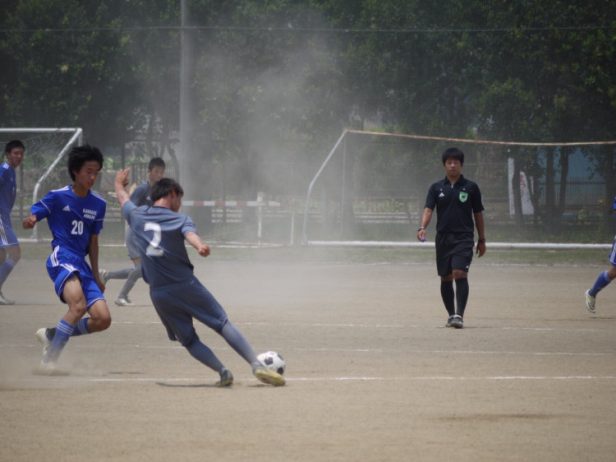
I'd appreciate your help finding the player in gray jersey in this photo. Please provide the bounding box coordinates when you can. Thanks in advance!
[114,168,284,387]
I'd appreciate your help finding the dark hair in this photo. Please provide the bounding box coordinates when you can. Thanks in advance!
[67,145,103,181]
[148,157,166,171]
[5,139,25,154]
[441,147,464,165]
[150,178,184,202]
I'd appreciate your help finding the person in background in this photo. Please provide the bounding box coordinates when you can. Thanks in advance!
[101,157,165,306]
[584,196,616,314]
[0,140,26,304]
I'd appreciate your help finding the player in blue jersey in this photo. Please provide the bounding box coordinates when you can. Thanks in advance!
[114,168,285,387]
[0,140,26,304]
[584,195,616,314]
[101,157,166,306]
[23,145,111,374]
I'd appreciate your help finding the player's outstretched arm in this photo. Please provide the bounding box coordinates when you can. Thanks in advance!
[114,168,131,207]
[185,231,210,257]
[22,214,37,229]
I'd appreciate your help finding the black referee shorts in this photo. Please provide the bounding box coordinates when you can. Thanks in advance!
[435,232,474,277]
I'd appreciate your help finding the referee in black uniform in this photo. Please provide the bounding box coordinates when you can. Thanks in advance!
[417,147,486,329]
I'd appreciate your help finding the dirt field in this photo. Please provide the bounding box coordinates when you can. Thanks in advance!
[1,245,615,462]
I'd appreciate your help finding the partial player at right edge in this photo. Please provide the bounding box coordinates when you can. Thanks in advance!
[114,168,285,387]
[584,195,616,314]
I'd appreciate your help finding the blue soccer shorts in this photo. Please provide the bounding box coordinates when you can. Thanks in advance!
[609,235,616,266]
[0,214,18,247]
[149,276,229,347]
[46,246,105,307]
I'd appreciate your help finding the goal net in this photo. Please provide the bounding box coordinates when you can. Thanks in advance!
[301,129,616,249]
[0,128,83,240]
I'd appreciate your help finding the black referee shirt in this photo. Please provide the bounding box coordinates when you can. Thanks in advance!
[424,175,484,234]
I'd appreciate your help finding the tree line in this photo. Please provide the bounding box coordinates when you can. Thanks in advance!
[1,0,615,224]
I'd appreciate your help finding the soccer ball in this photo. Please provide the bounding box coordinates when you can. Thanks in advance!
[257,351,286,375]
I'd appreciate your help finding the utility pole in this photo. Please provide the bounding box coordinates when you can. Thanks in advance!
[179,0,196,198]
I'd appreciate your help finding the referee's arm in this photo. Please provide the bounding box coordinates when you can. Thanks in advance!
[417,207,433,242]
[474,212,486,257]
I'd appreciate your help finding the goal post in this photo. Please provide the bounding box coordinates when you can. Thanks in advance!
[301,129,616,249]
[0,128,83,240]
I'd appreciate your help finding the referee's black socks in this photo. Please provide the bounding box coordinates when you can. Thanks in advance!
[455,278,469,317]
[440,281,455,316]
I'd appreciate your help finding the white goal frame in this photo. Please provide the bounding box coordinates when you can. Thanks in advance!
[301,128,616,249]
[0,127,83,240]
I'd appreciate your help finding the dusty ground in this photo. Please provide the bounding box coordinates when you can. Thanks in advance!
[1,245,615,462]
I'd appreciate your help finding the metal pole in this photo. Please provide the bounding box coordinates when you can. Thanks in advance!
[301,129,347,244]
[30,128,83,240]
[179,0,194,195]
[340,135,347,237]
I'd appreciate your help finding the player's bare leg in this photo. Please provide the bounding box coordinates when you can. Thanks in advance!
[35,277,111,374]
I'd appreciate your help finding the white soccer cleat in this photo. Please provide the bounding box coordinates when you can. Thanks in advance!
[0,291,15,305]
[33,361,68,376]
[114,297,134,306]
[585,290,596,314]
[99,269,109,283]
[35,328,51,355]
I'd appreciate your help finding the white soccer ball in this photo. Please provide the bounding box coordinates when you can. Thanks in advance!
[257,351,286,375]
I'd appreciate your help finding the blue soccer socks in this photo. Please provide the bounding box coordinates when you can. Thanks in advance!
[0,257,15,288]
[72,318,90,336]
[589,271,611,297]
[44,319,75,363]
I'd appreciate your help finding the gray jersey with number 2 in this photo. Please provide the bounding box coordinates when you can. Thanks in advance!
[122,201,197,287]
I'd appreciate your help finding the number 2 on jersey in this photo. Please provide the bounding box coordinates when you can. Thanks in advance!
[145,222,164,257]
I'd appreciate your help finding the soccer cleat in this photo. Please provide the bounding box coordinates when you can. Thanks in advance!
[33,361,69,376]
[114,297,134,306]
[253,366,286,386]
[35,328,51,355]
[99,269,109,283]
[216,369,234,387]
[446,315,455,327]
[450,314,464,329]
[0,291,15,305]
[585,290,596,314]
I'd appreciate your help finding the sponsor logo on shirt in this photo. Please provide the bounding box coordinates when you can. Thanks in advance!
[82,208,98,219]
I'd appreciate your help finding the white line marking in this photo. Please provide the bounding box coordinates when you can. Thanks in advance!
[2,344,614,357]
[287,375,616,382]
[4,375,616,386]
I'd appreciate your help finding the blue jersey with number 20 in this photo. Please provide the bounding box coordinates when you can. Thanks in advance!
[122,201,197,287]
[31,186,106,257]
